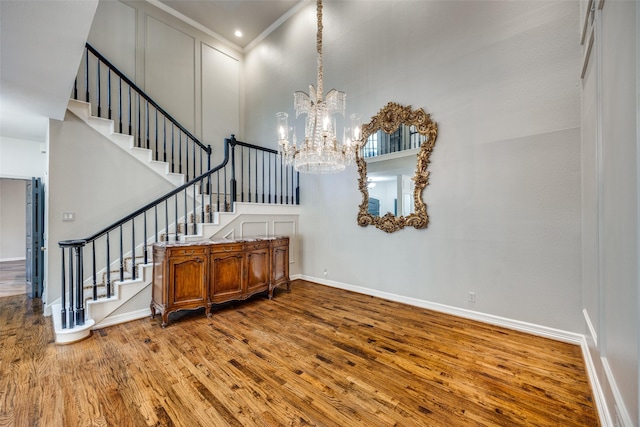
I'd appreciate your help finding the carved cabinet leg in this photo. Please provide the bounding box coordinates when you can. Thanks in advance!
[161,312,169,328]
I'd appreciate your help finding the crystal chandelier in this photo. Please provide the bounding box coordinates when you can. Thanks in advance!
[277,0,362,174]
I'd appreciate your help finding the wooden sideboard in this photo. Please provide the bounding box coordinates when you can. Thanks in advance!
[151,236,290,327]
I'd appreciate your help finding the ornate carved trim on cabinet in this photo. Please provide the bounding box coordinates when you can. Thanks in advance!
[151,237,290,327]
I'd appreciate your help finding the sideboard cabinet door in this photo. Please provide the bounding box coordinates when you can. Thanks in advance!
[151,245,207,327]
[269,237,290,298]
[246,240,270,296]
[209,243,244,303]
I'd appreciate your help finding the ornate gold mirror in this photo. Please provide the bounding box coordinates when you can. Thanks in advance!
[357,102,438,233]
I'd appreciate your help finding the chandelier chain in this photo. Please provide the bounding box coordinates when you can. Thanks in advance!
[316,0,323,102]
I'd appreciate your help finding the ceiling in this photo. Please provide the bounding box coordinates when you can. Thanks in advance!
[158,0,305,50]
[0,0,305,146]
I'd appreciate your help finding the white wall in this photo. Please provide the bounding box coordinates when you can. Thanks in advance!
[581,1,639,425]
[0,136,46,263]
[0,136,46,179]
[46,111,176,305]
[0,179,27,261]
[245,1,582,333]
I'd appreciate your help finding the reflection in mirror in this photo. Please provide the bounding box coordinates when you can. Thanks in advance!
[357,102,438,233]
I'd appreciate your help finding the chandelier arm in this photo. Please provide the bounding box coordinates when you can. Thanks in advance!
[316,0,323,102]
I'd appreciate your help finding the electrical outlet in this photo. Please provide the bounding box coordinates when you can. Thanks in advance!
[62,212,75,221]
[468,292,476,303]
[323,269,328,277]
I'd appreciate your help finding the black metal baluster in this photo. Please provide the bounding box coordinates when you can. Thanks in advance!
[230,142,236,207]
[92,241,97,301]
[84,48,89,102]
[178,133,183,174]
[280,155,284,204]
[137,95,141,147]
[68,248,74,328]
[296,171,300,204]
[255,149,259,203]
[106,232,111,299]
[128,86,132,135]
[145,101,150,149]
[131,218,136,280]
[107,69,112,120]
[171,125,175,173]
[61,248,66,329]
[269,153,273,203]
[164,200,169,242]
[174,194,178,241]
[192,181,196,234]
[200,177,205,224]
[97,59,101,117]
[224,166,228,212]
[73,77,78,100]
[284,165,289,205]
[217,170,221,212]
[186,139,190,182]
[118,77,122,132]
[262,152,266,203]
[163,116,167,163]
[119,225,124,283]
[247,149,252,202]
[154,206,158,243]
[75,244,85,326]
[143,211,148,265]
[192,139,196,181]
[240,147,245,202]
[154,109,158,161]
[183,189,188,237]
[208,180,213,222]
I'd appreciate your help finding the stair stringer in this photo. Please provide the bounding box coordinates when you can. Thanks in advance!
[66,99,185,187]
[86,263,154,329]
[183,202,303,242]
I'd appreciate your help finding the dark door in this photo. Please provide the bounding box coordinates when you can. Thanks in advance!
[26,177,44,298]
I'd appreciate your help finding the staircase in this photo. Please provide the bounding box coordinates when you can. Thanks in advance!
[52,103,300,342]
[52,44,300,344]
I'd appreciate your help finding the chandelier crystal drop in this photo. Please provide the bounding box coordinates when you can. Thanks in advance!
[277,0,362,174]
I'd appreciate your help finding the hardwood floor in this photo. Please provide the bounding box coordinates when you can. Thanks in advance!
[0,260,26,298]
[0,280,599,426]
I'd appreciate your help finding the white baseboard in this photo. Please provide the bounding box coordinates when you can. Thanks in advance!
[602,357,634,427]
[0,257,26,262]
[299,275,583,343]
[92,307,151,330]
[297,275,619,427]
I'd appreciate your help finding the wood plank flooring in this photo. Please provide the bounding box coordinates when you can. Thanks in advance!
[0,280,599,426]
[0,260,26,298]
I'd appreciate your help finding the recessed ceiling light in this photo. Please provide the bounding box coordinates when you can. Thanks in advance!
[234,30,243,38]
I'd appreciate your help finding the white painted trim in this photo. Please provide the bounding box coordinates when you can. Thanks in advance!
[0,257,26,262]
[92,308,151,330]
[583,308,598,346]
[244,0,310,53]
[145,0,242,53]
[51,303,94,344]
[579,335,613,426]
[602,357,634,426]
[581,26,595,79]
[300,275,583,343]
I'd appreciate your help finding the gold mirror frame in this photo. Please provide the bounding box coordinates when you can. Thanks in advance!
[357,102,438,233]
